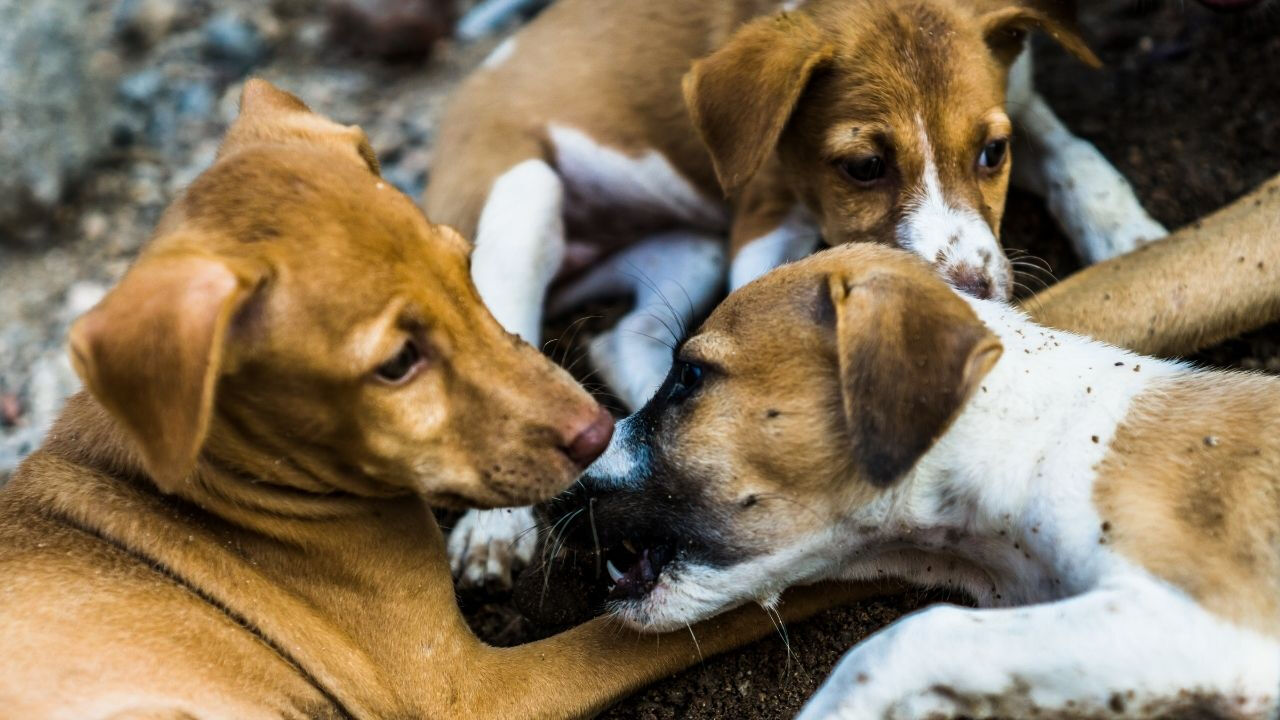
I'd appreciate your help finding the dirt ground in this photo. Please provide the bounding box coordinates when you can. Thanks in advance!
[0,0,1277,718]
[460,3,1280,719]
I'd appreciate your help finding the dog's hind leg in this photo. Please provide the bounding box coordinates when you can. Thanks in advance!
[550,231,725,411]
[1007,48,1167,265]
[449,158,566,590]
[798,581,1280,719]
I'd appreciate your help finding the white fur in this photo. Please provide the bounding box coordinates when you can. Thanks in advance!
[471,158,565,343]
[1007,49,1167,264]
[897,117,1011,299]
[548,124,727,234]
[480,36,516,69]
[447,506,540,589]
[578,232,725,410]
[728,206,821,291]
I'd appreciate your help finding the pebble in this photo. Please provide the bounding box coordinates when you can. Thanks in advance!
[203,11,267,74]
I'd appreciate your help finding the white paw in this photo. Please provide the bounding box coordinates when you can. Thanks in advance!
[1045,139,1167,264]
[447,507,540,590]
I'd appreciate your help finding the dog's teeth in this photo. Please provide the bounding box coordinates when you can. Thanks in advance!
[622,539,637,553]
[606,559,624,582]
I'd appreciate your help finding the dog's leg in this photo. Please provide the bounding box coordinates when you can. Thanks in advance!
[550,232,725,411]
[799,582,1280,719]
[1023,172,1280,358]
[1007,48,1167,264]
[460,580,888,719]
[451,158,565,589]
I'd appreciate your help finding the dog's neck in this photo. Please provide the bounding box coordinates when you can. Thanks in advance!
[842,299,1186,606]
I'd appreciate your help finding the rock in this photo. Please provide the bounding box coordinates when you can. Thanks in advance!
[113,0,182,50]
[0,1,117,229]
[326,0,456,61]
[203,11,268,75]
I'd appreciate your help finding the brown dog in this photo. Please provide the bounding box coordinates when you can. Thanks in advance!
[0,80,866,719]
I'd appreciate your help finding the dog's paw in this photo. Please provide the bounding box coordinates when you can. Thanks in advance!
[447,507,539,590]
[1044,139,1167,264]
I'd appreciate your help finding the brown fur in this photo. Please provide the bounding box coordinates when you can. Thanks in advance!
[1094,372,1280,637]
[425,0,1094,275]
[0,80,870,718]
[1025,172,1280,358]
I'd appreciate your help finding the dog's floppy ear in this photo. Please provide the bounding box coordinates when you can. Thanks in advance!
[221,78,381,176]
[69,250,266,493]
[979,1,1100,69]
[827,271,1002,487]
[683,12,833,197]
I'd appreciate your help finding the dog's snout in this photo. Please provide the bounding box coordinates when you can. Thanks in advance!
[947,266,995,300]
[562,407,615,469]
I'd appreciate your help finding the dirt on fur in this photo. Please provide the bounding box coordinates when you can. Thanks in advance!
[456,2,1280,718]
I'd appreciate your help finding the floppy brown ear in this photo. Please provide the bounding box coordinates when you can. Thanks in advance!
[69,251,265,493]
[221,78,382,176]
[828,272,1002,487]
[683,13,833,197]
[979,1,1101,69]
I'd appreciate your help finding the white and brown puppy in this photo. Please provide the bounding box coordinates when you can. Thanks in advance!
[549,243,1279,718]
[429,0,1166,586]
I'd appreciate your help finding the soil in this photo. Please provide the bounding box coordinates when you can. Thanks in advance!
[0,0,1277,718]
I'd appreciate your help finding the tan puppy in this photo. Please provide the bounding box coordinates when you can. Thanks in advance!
[429,0,1169,585]
[549,239,1280,717]
[0,80,865,719]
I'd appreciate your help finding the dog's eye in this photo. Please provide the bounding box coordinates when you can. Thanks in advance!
[978,139,1009,171]
[667,361,704,404]
[375,340,424,384]
[838,156,886,184]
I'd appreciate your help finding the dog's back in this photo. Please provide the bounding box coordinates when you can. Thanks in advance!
[1094,370,1280,637]
[425,0,779,238]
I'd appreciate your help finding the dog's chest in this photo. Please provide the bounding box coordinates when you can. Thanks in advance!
[549,124,727,242]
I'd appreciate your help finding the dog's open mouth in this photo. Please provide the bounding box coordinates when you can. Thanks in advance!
[604,539,674,600]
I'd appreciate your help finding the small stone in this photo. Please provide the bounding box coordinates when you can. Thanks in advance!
[1204,436,1220,447]
[204,11,267,75]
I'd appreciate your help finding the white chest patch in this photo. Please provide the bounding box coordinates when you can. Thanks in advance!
[480,36,516,69]
[548,124,727,237]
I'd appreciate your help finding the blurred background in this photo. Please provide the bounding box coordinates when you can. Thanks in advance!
[0,2,1277,715]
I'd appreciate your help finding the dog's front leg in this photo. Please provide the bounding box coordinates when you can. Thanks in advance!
[461,580,887,719]
[799,583,1280,720]
[1007,48,1166,265]
[451,158,566,589]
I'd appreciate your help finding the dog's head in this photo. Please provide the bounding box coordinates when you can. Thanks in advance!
[684,0,1099,300]
[547,244,1001,630]
[69,79,611,510]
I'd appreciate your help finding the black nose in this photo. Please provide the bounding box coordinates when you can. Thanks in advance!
[947,266,994,299]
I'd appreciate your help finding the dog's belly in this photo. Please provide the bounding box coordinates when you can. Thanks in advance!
[548,124,727,247]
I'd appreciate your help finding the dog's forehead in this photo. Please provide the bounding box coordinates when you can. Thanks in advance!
[809,0,1003,120]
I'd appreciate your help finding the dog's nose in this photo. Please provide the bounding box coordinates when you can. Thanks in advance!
[562,407,614,469]
[947,266,994,300]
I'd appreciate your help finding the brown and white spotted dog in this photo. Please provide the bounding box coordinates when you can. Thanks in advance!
[550,243,1280,718]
